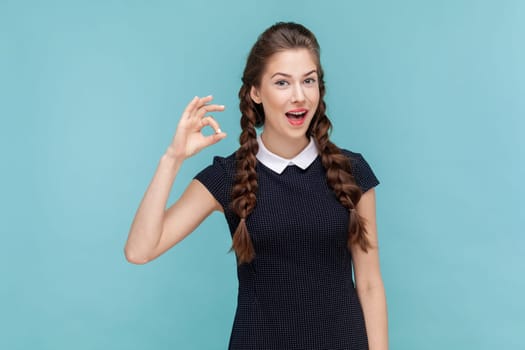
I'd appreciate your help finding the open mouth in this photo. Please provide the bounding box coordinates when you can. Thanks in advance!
[285,109,308,125]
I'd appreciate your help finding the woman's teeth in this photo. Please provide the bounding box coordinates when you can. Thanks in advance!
[286,111,306,119]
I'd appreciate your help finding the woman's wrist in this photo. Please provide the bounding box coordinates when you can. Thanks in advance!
[162,146,185,168]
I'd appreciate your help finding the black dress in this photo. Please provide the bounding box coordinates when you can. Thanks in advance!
[195,150,379,350]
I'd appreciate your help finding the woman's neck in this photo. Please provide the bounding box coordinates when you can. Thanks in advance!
[260,132,310,159]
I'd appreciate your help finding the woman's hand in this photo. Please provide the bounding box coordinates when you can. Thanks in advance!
[167,95,227,159]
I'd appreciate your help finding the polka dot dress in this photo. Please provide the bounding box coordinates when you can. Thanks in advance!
[195,149,379,350]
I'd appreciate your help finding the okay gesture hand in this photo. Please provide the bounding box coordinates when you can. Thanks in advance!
[168,95,227,159]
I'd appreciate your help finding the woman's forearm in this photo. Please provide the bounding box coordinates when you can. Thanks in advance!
[358,283,388,350]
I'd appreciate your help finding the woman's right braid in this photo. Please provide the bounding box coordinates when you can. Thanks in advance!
[230,86,259,264]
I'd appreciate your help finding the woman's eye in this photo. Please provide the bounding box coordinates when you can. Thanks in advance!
[305,78,316,85]
[275,80,289,86]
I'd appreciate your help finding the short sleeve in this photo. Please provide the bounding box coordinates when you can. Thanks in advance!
[343,150,380,193]
[194,154,235,210]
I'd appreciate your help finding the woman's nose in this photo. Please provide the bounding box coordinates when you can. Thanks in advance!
[291,83,306,103]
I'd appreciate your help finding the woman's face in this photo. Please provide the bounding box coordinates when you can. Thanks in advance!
[250,48,320,145]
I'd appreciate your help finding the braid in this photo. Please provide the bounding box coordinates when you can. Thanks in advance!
[230,85,259,264]
[311,94,372,252]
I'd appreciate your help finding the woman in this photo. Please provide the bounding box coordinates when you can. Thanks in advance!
[125,22,388,350]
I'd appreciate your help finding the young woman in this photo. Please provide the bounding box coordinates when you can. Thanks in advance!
[125,22,388,350]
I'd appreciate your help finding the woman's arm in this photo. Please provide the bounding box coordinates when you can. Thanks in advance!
[124,96,227,264]
[351,188,388,350]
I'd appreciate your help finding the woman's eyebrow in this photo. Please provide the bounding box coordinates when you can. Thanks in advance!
[270,69,317,79]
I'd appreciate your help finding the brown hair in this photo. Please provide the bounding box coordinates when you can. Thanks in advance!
[231,22,371,264]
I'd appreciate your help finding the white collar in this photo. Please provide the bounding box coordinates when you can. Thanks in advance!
[256,135,319,174]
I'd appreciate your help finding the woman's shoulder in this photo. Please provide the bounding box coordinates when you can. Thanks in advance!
[196,151,237,179]
[340,148,362,159]
[339,148,380,192]
[208,151,237,171]
[339,148,368,166]
[193,151,237,207]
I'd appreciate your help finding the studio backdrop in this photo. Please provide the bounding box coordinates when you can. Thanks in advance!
[1,1,523,349]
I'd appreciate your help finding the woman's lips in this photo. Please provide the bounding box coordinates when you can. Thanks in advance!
[285,109,308,126]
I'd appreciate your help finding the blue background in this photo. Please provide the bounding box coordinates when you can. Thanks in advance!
[1,0,523,349]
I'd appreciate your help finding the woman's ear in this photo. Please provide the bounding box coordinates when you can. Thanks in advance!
[250,86,262,104]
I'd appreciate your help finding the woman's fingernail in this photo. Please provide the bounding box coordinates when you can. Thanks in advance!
[216,128,222,134]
